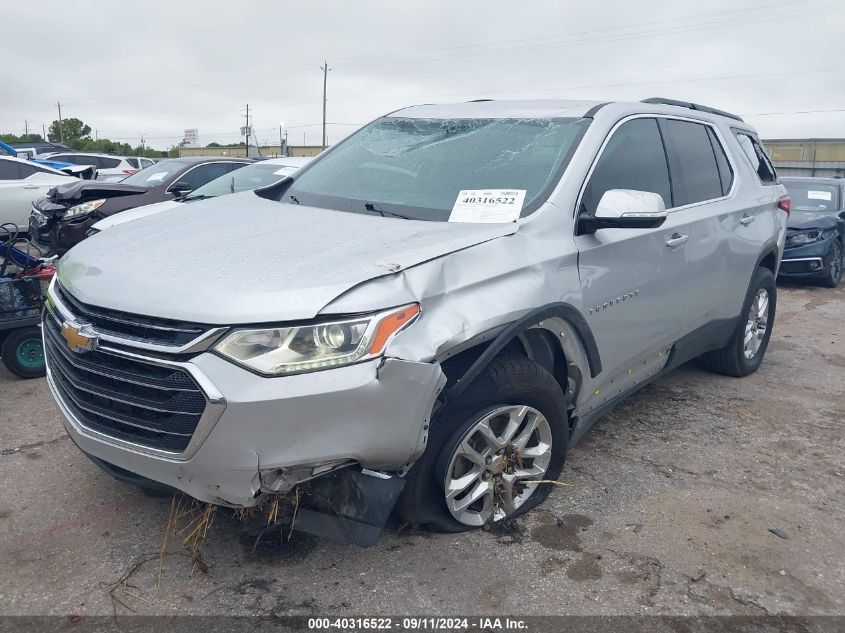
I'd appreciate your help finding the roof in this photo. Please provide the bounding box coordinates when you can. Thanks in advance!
[390,100,604,119]
[169,156,254,164]
[780,176,844,184]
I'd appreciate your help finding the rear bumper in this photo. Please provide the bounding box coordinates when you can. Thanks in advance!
[48,351,445,507]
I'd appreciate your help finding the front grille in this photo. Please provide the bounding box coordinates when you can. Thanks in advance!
[44,315,207,453]
[55,281,210,347]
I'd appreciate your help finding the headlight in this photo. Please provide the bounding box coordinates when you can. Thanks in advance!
[214,303,420,376]
[786,230,822,246]
[64,199,106,219]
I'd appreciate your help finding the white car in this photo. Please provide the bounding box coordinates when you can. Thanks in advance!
[0,156,78,230]
[40,152,139,182]
[91,156,312,232]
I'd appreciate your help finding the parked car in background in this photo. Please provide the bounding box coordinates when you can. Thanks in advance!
[0,156,78,230]
[90,156,312,233]
[40,152,139,182]
[44,99,788,544]
[0,141,96,180]
[125,156,156,171]
[778,177,845,287]
[30,157,251,253]
[8,142,72,157]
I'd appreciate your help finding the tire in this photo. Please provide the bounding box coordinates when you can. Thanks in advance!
[701,266,776,377]
[820,241,842,288]
[1,326,46,379]
[398,356,569,533]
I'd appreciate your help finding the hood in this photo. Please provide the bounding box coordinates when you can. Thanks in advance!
[91,199,182,231]
[58,192,518,324]
[787,211,842,231]
[44,180,149,204]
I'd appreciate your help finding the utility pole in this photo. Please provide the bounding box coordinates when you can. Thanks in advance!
[320,61,331,150]
[24,120,28,137]
[56,101,64,143]
[42,123,47,141]
[243,104,250,158]
[285,129,289,156]
[279,123,284,157]
[140,134,146,152]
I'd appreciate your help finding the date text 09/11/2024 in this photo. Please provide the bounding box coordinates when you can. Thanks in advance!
[307,617,529,630]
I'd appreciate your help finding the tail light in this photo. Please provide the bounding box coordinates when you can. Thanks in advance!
[122,169,139,175]
[777,195,791,216]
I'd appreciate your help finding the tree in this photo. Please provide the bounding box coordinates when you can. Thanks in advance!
[47,117,91,145]
[0,133,44,143]
[206,142,222,148]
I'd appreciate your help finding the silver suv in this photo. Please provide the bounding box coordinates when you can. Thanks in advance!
[44,98,788,541]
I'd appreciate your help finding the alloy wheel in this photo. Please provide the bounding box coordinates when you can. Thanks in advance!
[743,288,769,360]
[443,405,553,527]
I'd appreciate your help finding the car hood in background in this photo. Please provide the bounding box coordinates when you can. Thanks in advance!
[45,180,149,202]
[58,192,518,324]
[91,199,183,231]
[787,211,842,231]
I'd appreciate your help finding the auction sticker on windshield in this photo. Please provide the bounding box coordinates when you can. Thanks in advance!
[808,190,832,201]
[145,172,168,182]
[449,189,526,223]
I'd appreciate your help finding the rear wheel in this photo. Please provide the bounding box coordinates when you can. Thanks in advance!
[1,327,46,379]
[701,267,776,377]
[820,241,842,288]
[398,356,568,532]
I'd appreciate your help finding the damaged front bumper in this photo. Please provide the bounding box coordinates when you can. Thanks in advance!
[49,350,445,508]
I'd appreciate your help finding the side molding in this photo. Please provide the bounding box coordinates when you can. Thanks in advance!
[444,303,602,403]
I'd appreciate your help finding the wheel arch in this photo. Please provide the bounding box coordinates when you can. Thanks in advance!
[439,303,601,408]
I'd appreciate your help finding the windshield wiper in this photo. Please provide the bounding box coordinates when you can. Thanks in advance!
[364,202,413,220]
[182,194,214,202]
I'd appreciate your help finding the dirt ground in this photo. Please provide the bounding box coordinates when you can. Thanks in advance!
[0,283,843,617]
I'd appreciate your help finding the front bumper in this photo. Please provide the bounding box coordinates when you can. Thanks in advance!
[778,240,838,279]
[48,351,445,507]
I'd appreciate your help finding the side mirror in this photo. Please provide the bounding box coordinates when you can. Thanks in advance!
[839,211,845,220]
[579,189,667,234]
[169,181,192,197]
[17,151,31,160]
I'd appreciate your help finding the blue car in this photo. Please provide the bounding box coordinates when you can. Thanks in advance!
[779,177,845,288]
[0,140,95,179]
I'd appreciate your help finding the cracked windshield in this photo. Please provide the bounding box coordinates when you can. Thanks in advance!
[285,117,589,220]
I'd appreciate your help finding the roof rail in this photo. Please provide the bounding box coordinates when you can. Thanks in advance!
[466,99,494,102]
[641,97,744,122]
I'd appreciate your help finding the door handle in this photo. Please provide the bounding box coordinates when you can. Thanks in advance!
[665,233,689,248]
[23,184,39,189]
[740,215,755,226]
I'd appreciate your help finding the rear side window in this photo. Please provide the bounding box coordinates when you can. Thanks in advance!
[95,156,121,169]
[126,158,139,169]
[707,128,733,196]
[582,118,672,214]
[734,131,777,184]
[659,119,723,206]
[0,160,22,180]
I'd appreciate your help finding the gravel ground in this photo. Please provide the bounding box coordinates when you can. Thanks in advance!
[0,283,843,617]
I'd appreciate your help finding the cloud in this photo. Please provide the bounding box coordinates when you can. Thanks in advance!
[4,0,844,147]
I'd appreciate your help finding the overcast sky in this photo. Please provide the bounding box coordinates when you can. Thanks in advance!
[5,0,845,149]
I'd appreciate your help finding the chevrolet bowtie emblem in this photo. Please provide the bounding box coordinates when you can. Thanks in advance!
[61,321,98,354]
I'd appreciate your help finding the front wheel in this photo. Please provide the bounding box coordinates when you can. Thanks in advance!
[1,326,46,379]
[820,241,842,288]
[398,356,569,533]
[702,266,776,377]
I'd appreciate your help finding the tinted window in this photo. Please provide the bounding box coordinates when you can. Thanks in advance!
[95,156,121,169]
[735,132,777,183]
[175,163,238,191]
[16,163,37,178]
[707,127,733,196]
[660,119,723,206]
[121,160,191,187]
[0,160,22,180]
[582,118,671,214]
[185,162,296,200]
[126,158,140,169]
